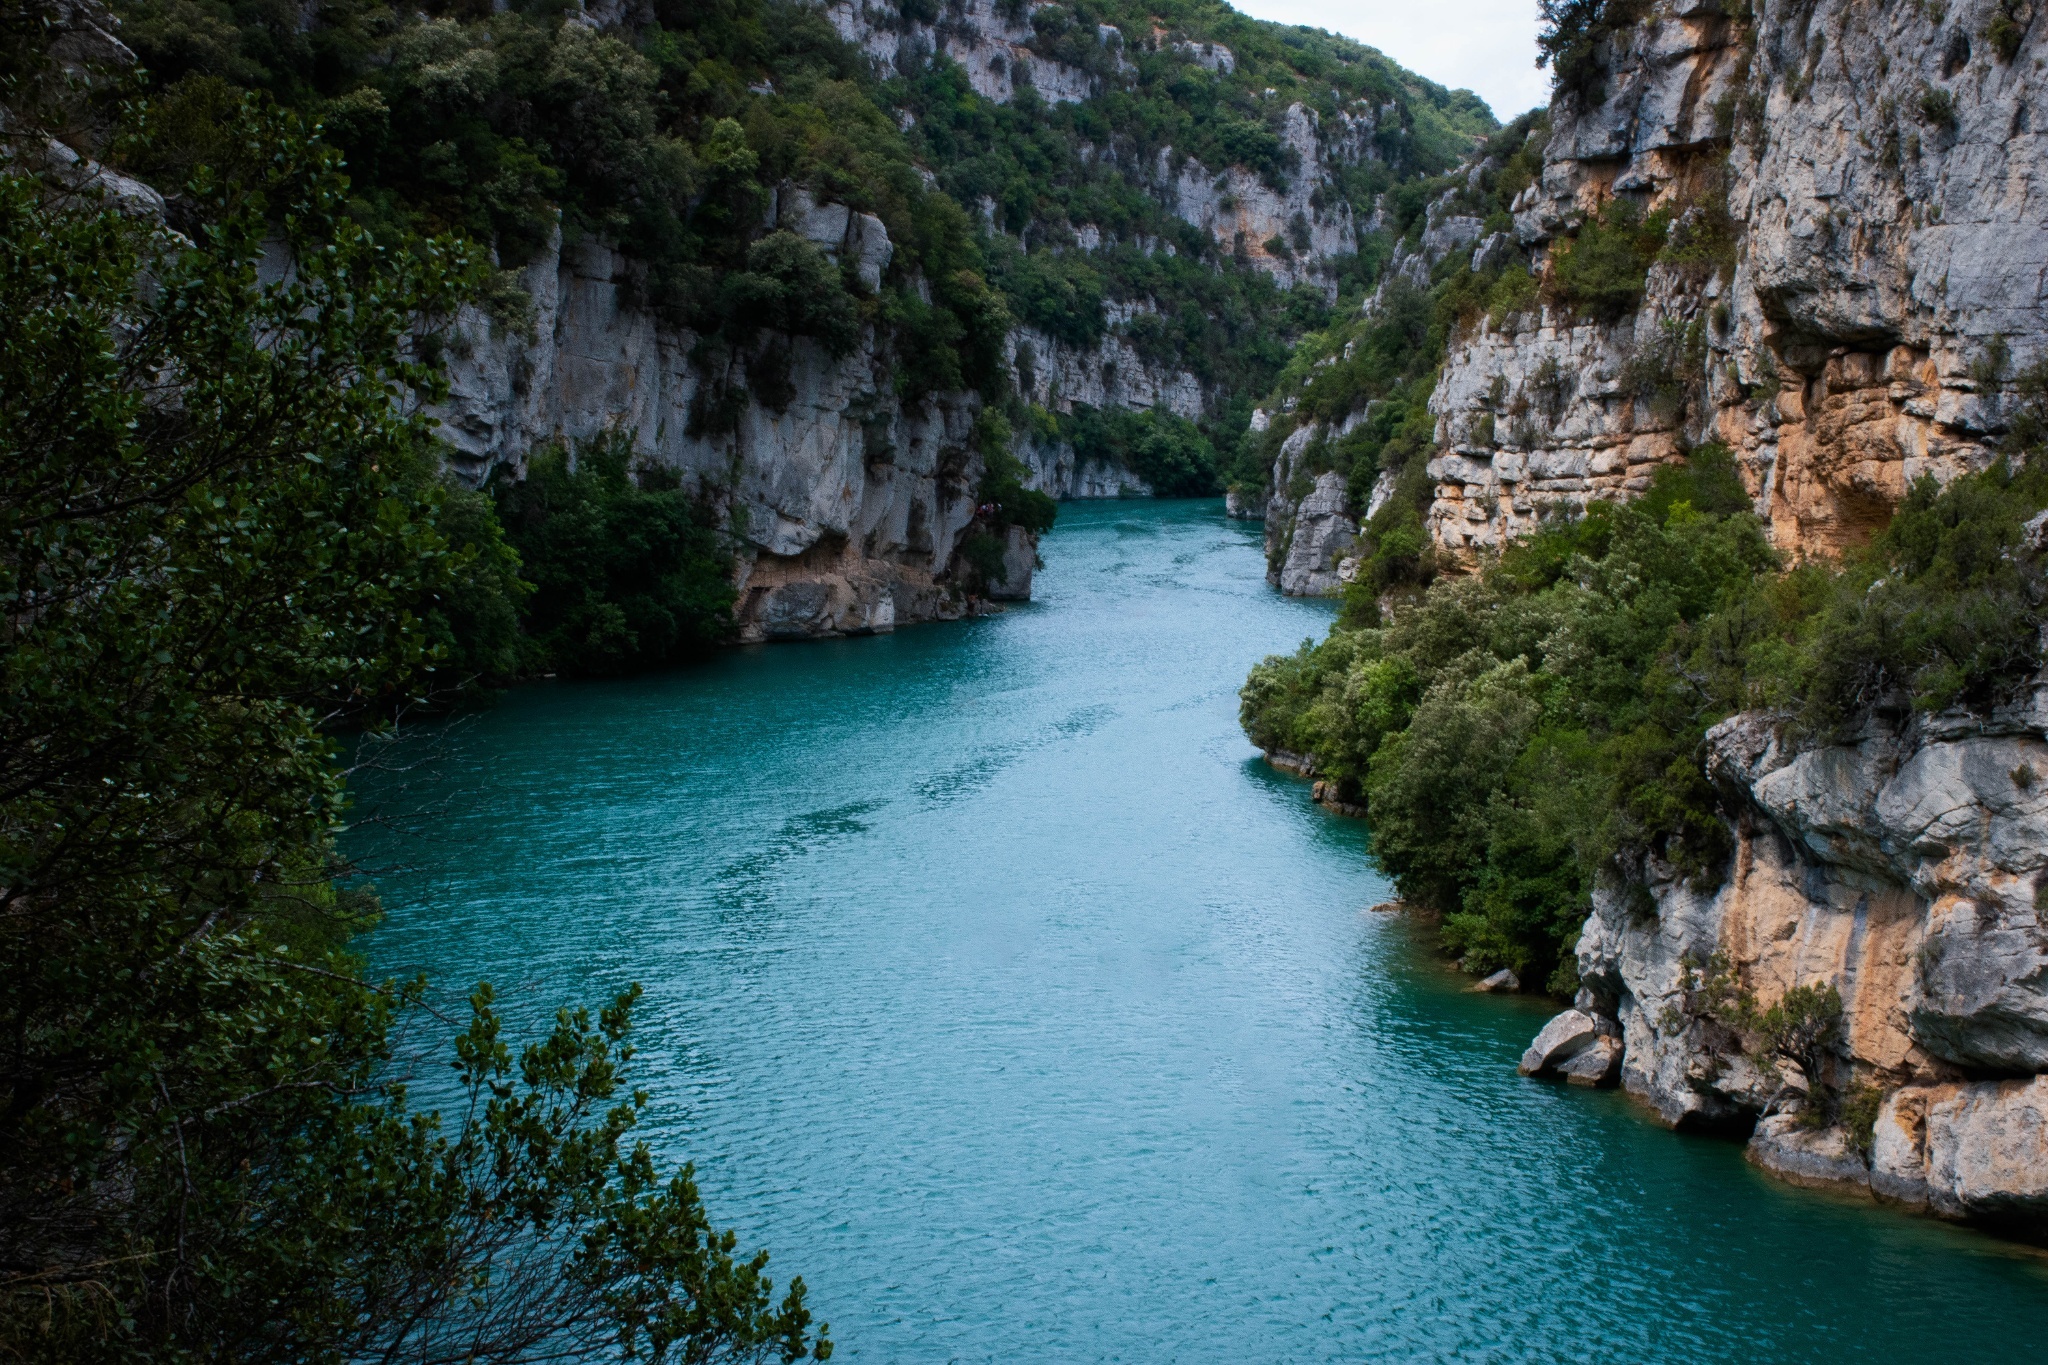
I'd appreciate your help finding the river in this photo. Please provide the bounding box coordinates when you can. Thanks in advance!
[354,499,2048,1361]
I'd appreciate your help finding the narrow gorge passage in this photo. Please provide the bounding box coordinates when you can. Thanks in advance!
[353,502,2048,1361]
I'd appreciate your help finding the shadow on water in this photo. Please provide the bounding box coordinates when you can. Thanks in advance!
[351,499,2048,1363]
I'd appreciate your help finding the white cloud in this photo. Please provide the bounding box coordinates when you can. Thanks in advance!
[1227,0,1552,124]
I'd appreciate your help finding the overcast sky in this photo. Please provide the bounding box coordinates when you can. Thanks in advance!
[1229,0,1550,122]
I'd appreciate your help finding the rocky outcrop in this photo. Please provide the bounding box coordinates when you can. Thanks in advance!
[1153,100,1384,292]
[1017,438,1152,500]
[1258,178,1494,590]
[1872,1077,2048,1223]
[1266,469,1356,596]
[1523,704,2048,1233]
[1429,0,2045,562]
[1010,302,1205,422]
[435,227,1017,642]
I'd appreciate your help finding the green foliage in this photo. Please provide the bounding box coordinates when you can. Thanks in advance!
[1988,1,2029,63]
[1547,198,1669,322]
[1239,112,1548,558]
[1656,179,1740,285]
[956,529,1012,589]
[977,410,1060,533]
[1755,981,1844,1081]
[1247,404,2048,990]
[1618,318,1707,426]
[491,436,739,676]
[1537,0,1651,104]
[1787,456,2048,729]
[0,79,821,1361]
[1918,81,1959,130]
[108,0,1498,425]
[1242,454,1780,986]
[1843,1082,1886,1154]
[1058,404,1222,497]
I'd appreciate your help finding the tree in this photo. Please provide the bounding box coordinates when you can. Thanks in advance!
[0,22,827,1359]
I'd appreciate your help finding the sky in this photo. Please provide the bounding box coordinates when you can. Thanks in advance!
[1229,0,1550,123]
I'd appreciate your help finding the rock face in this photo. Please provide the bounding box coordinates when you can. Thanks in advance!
[1536,705,2048,1232]
[823,0,1386,292]
[1873,1078,2048,1222]
[428,0,1428,633]
[1268,469,1357,596]
[435,229,1016,643]
[1426,0,2042,563]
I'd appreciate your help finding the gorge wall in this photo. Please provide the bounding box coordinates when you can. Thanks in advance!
[1430,0,2038,562]
[1476,0,2048,1236]
[1261,0,2048,593]
[1521,703,2048,1232]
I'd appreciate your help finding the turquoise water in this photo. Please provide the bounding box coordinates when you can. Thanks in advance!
[355,500,2048,1361]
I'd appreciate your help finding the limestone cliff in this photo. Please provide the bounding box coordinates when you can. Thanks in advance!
[435,221,1022,642]
[1431,0,2039,561]
[1518,706,2048,1233]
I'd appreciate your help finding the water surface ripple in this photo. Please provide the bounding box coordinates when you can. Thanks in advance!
[356,500,2048,1362]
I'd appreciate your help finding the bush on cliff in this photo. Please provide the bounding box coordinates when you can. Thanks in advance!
[1546,198,1669,323]
[1058,405,1223,498]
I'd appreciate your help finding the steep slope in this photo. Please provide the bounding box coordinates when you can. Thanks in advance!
[1429,0,2037,563]
[1260,0,2048,594]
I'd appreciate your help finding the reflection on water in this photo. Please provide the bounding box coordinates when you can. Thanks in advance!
[354,500,2048,1362]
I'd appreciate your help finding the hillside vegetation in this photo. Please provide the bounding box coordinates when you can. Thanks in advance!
[1242,431,2048,992]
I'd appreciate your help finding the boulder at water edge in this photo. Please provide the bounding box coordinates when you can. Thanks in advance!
[1519,1010,1598,1077]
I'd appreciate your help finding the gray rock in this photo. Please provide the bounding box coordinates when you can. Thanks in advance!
[1874,1079,2048,1221]
[1558,1035,1623,1088]
[983,524,1036,602]
[1519,1009,1599,1076]
[1428,0,2035,568]
[1747,1115,1871,1192]
[1475,968,1520,993]
[1271,470,1357,597]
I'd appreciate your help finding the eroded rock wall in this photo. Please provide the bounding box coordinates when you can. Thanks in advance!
[1534,707,2048,1232]
[436,227,1009,642]
[1430,0,2043,561]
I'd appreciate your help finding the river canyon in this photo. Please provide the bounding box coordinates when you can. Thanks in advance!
[354,502,2048,1361]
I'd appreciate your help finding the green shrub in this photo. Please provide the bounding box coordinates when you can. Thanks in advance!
[1918,82,1959,130]
[977,412,1059,534]
[1547,199,1670,322]
[1486,266,1539,328]
[1537,0,1652,104]
[491,436,737,675]
[1988,0,2028,62]
[1842,1083,1886,1154]
[0,85,823,1359]
[1059,405,1222,497]
[1242,457,1781,986]
[956,529,1011,590]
